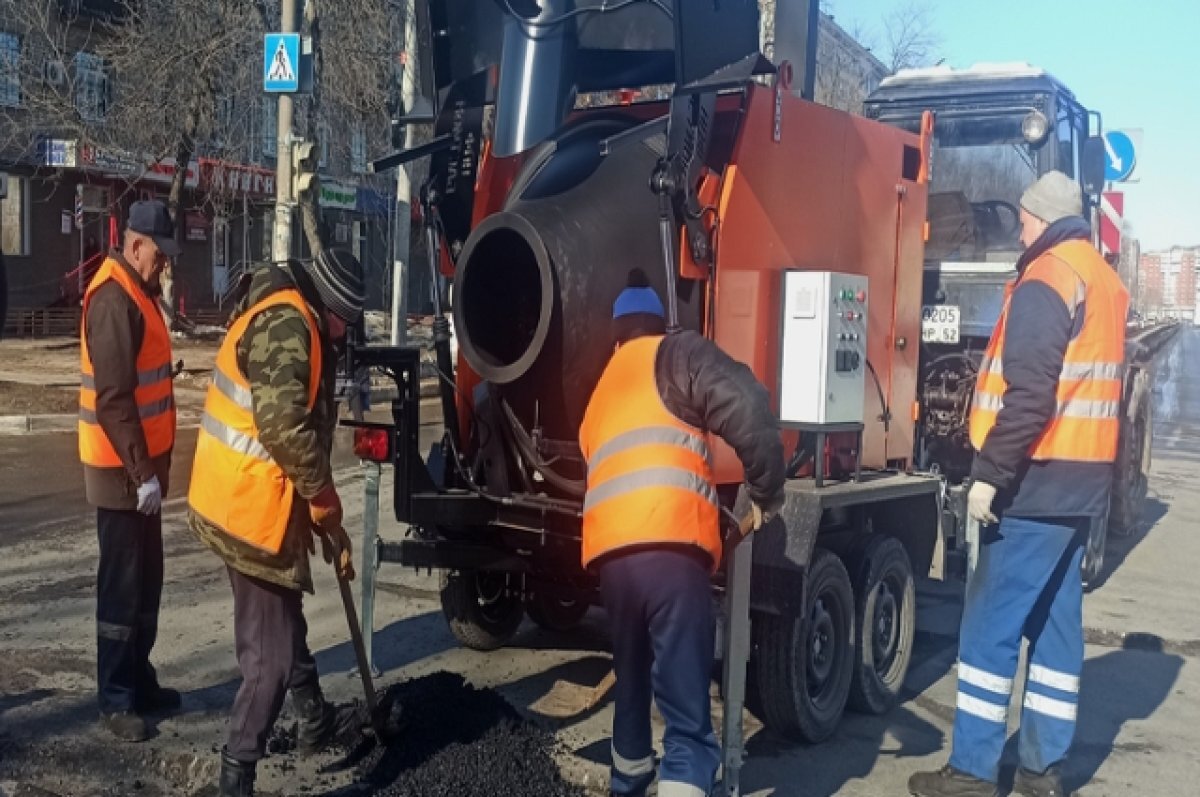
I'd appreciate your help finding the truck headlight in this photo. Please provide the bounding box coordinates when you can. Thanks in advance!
[1022,111,1049,145]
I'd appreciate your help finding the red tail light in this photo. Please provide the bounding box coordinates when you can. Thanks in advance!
[353,428,392,462]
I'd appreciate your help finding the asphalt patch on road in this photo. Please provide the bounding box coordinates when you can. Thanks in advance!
[321,671,584,797]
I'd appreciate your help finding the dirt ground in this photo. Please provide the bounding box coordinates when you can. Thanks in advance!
[0,337,218,418]
[0,381,79,414]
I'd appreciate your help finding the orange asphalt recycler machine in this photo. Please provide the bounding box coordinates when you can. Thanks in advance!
[349,2,941,792]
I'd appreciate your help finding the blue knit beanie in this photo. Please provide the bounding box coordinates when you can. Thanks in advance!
[612,286,665,320]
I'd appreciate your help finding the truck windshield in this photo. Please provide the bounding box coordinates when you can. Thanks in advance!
[924,112,1038,262]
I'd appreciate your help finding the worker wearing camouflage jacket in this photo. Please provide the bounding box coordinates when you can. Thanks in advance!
[188,250,365,797]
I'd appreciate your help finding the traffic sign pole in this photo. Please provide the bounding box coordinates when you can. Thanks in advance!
[271,2,298,263]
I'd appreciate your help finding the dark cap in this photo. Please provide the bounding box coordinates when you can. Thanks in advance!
[127,200,181,257]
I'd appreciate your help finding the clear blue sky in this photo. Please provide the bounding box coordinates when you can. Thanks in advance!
[831,0,1199,250]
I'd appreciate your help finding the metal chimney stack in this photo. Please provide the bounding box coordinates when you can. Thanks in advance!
[493,0,577,158]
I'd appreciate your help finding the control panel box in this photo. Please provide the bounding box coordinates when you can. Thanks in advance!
[779,271,868,425]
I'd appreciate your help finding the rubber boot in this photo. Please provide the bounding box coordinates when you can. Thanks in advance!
[219,748,256,797]
[292,683,338,756]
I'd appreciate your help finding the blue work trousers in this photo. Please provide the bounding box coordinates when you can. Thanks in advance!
[950,515,1087,782]
[598,548,720,797]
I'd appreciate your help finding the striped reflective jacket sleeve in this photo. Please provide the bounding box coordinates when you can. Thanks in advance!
[86,281,154,482]
[239,305,332,500]
[971,280,1073,490]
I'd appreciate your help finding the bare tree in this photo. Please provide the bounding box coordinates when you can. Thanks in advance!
[293,0,402,255]
[880,0,941,73]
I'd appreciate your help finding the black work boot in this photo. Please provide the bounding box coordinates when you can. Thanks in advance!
[908,765,999,797]
[219,748,256,797]
[1013,766,1068,797]
[136,683,182,714]
[292,683,338,755]
[99,711,148,742]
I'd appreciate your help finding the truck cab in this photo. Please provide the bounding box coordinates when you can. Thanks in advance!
[865,63,1105,482]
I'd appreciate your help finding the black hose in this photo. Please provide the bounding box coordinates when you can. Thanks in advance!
[500,399,587,497]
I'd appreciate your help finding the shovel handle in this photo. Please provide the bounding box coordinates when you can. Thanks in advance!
[332,539,379,716]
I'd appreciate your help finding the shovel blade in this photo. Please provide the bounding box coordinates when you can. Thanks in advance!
[529,670,616,719]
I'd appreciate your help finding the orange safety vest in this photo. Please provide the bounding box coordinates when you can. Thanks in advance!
[188,289,322,555]
[969,239,1129,463]
[578,335,722,572]
[79,257,176,467]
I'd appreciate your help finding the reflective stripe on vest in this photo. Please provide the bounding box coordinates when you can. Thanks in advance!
[78,257,176,468]
[969,240,1129,463]
[187,288,321,555]
[578,336,722,572]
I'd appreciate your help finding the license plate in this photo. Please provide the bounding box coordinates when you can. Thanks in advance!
[922,305,960,344]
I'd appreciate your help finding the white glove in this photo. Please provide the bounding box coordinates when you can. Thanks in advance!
[967,480,998,525]
[136,475,163,516]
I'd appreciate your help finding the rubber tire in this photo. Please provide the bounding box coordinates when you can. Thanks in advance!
[752,548,854,743]
[1110,399,1151,536]
[439,570,524,651]
[525,587,589,632]
[846,536,916,715]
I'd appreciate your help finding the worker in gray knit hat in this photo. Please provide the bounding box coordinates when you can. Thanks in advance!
[910,167,1129,797]
[1019,170,1083,226]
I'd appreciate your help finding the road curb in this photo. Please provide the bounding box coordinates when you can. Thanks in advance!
[0,414,80,434]
[0,414,76,434]
[0,413,205,435]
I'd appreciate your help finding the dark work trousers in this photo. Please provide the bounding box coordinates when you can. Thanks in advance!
[96,507,164,715]
[598,548,720,797]
[226,566,320,764]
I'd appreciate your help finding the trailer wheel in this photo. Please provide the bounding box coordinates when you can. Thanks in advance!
[526,586,589,633]
[752,548,854,742]
[846,536,916,715]
[440,570,524,651]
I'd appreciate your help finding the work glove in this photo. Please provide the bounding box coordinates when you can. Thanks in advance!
[315,524,356,581]
[136,475,163,516]
[967,480,999,525]
[308,483,344,533]
[750,493,786,534]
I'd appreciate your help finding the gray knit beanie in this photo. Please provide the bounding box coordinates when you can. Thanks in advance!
[1020,170,1083,224]
[310,248,366,322]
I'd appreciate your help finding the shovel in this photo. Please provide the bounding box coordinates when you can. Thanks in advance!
[530,509,756,720]
[323,529,398,739]
[531,668,618,719]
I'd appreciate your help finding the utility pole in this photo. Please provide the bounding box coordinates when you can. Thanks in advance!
[390,0,418,345]
[271,0,299,263]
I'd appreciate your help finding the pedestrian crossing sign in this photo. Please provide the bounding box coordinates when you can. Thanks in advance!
[264,33,301,93]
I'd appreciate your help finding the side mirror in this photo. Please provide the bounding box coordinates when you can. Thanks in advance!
[1082,136,1106,195]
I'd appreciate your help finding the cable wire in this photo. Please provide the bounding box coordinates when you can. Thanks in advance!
[500,0,671,28]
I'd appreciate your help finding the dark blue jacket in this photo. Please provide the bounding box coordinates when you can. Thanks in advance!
[971,218,1114,518]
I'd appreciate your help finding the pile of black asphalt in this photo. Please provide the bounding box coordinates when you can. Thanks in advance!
[320,671,586,797]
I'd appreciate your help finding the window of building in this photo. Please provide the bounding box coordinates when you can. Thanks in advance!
[261,100,278,158]
[74,51,110,122]
[351,128,368,174]
[0,32,20,108]
[318,122,330,169]
[1,174,31,257]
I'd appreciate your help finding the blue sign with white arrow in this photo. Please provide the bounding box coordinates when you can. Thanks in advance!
[1103,130,1137,183]
[263,33,300,93]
